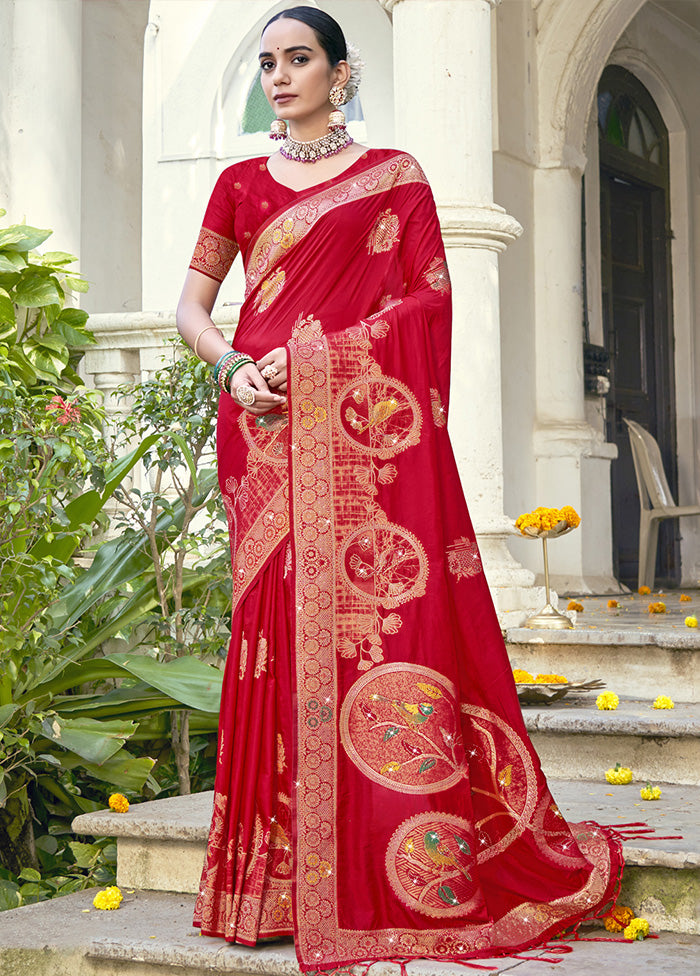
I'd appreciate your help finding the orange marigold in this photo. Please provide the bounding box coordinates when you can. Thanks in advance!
[108,793,130,813]
[567,600,584,612]
[604,905,635,933]
[638,585,651,595]
[607,599,619,608]
[535,674,568,684]
[680,594,692,602]
[559,505,581,528]
[647,601,666,614]
[512,669,534,683]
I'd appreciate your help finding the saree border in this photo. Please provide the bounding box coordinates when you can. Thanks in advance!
[244,153,428,299]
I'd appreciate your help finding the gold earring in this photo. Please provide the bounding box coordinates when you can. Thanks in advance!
[328,86,346,131]
[270,118,287,140]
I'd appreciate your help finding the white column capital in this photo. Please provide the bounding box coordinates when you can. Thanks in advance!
[438,204,523,253]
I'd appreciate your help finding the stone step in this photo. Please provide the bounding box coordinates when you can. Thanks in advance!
[0,886,698,976]
[506,626,700,703]
[71,781,700,936]
[521,698,699,785]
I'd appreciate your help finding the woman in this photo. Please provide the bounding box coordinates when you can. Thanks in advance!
[176,7,622,972]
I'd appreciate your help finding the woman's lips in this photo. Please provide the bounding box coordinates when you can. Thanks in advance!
[274,94,297,103]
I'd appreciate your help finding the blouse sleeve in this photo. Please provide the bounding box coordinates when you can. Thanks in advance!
[188,169,240,282]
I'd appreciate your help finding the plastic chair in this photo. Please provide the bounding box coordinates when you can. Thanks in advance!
[624,418,700,589]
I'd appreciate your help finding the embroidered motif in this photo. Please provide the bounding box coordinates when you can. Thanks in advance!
[446,536,482,580]
[254,269,286,314]
[385,812,480,917]
[423,256,451,294]
[238,636,248,680]
[430,388,447,428]
[272,217,295,250]
[339,522,428,609]
[239,410,288,467]
[254,631,269,679]
[459,704,538,863]
[290,311,324,343]
[189,227,239,282]
[335,376,422,458]
[339,663,467,794]
[245,153,427,296]
[367,208,401,255]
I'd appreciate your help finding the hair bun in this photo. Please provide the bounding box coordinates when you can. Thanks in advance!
[343,42,365,104]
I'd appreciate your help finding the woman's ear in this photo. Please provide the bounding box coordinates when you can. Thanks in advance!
[332,59,351,90]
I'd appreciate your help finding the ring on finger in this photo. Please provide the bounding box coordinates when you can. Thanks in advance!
[235,384,256,407]
[260,363,279,381]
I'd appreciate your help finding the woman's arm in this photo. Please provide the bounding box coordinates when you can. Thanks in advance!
[176,269,285,415]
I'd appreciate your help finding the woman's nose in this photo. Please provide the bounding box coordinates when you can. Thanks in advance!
[272,62,289,85]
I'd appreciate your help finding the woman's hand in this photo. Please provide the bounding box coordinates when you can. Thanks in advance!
[256,347,288,394]
[230,361,286,416]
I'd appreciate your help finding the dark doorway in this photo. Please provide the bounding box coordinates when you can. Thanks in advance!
[598,66,677,588]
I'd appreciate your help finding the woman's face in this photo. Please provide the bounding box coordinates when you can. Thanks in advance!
[259,18,345,128]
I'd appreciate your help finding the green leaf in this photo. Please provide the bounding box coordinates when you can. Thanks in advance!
[0,880,21,911]
[24,336,69,380]
[68,840,100,869]
[454,834,471,856]
[41,251,77,266]
[383,727,401,741]
[63,275,89,294]
[0,292,15,324]
[0,224,52,251]
[0,251,26,273]
[40,714,137,765]
[59,750,155,792]
[0,704,19,728]
[18,867,41,883]
[106,653,223,713]
[437,884,459,906]
[418,758,437,774]
[0,773,7,809]
[13,274,62,308]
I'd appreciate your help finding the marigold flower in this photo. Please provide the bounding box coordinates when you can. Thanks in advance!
[607,599,619,608]
[685,616,698,628]
[605,763,633,785]
[603,905,635,933]
[623,917,650,940]
[535,674,568,684]
[93,886,123,910]
[680,594,692,602]
[45,394,81,425]
[638,585,651,595]
[108,793,129,813]
[512,669,534,683]
[596,691,619,710]
[640,783,662,801]
[647,601,666,614]
[559,505,581,528]
[567,600,584,612]
[653,695,674,709]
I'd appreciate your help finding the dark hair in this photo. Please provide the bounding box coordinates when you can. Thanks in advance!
[263,6,347,66]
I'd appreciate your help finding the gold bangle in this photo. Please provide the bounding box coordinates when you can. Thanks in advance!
[193,325,223,359]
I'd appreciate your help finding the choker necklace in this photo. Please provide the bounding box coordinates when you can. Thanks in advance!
[280,129,353,163]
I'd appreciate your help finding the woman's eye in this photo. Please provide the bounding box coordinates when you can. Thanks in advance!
[292,55,308,64]
[260,60,274,72]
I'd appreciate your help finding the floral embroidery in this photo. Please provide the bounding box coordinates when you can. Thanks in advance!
[255,269,286,313]
[446,536,482,580]
[386,812,481,917]
[290,311,324,343]
[238,636,248,680]
[367,208,401,255]
[336,377,422,458]
[430,388,447,428]
[254,632,269,679]
[189,227,239,282]
[272,217,295,250]
[423,256,451,294]
[339,663,466,794]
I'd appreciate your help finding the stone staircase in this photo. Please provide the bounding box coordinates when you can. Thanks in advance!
[1,605,699,975]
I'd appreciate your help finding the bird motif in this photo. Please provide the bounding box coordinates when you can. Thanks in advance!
[373,694,434,726]
[344,397,400,435]
[423,830,471,880]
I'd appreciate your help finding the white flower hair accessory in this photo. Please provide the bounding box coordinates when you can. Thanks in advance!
[343,42,364,103]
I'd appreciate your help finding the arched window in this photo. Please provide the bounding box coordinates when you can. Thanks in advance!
[597,66,667,171]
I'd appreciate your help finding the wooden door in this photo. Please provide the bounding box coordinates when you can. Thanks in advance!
[600,171,677,587]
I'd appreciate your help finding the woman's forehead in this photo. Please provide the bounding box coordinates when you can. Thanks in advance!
[260,18,319,52]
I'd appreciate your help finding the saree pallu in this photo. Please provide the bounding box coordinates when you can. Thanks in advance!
[191,150,623,970]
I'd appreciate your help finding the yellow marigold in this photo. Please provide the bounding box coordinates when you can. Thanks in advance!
[603,905,635,933]
[93,886,123,911]
[653,695,674,709]
[512,669,534,683]
[108,793,129,813]
[605,763,633,785]
[685,616,698,628]
[607,599,619,608]
[640,783,662,801]
[623,917,650,941]
[535,673,568,684]
[680,594,692,602]
[567,600,584,612]
[596,691,619,710]
[647,601,666,614]
[638,585,651,595]
[559,505,581,528]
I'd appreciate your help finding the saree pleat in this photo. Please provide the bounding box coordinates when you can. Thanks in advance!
[189,148,623,970]
[193,541,294,944]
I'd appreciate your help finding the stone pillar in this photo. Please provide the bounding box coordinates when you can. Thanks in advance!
[532,164,618,593]
[382,0,540,619]
[6,0,82,257]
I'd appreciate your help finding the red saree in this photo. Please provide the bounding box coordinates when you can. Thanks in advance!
[189,149,623,970]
